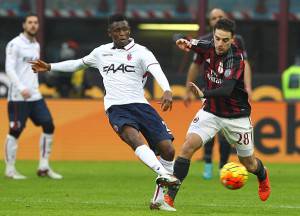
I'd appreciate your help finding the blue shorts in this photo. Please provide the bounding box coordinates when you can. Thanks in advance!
[8,99,53,130]
[107,103,174,153]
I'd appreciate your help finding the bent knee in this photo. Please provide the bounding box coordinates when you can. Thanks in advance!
[41,121,55,134]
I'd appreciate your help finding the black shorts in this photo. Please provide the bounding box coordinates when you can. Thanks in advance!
[107,103,174,152]
[8,99,53,130]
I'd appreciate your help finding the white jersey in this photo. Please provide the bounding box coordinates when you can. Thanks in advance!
[51,39,171,110]
[5,33,42,101]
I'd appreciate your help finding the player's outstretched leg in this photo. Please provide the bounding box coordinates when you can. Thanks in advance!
[37,133,63,179]
[165,133,203,209]
[239,156,271,201]
[4,135,27,180]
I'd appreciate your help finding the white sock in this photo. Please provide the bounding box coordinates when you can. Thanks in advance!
[159,157,174,174]
[4,135,18,171]
[134,145,169,176]
[39,133,53,170]
[152,157,174,203]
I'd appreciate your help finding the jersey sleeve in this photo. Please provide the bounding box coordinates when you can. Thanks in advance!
[190,39,212,58]
[223,56,244,81]
[82,48,99,68]
[5,41,26,92]
[235,35,248,60]
[140,48,159,71]
[193,53,204,65]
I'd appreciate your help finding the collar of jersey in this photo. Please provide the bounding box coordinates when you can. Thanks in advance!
[20,33,36,44]
[112,38,135,51]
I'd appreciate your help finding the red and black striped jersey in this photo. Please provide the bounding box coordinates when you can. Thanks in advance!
[191,39,251,118]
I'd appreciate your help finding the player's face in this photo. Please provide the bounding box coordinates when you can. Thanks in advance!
[23,16,39,37]
[209,9,227,28]
[213,29,233,55]
[108,20,131,48]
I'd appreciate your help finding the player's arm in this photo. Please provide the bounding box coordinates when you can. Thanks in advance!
[235,35,252,97]
[30,48,98,73]
[244,60,252,98]
[5,42,30,99]
[148,63,172,111]
[176,38,211,54]
[186,62,201,85]
[30,59,87,73]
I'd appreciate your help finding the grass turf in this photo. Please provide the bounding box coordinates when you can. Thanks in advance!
[0,161,299,216]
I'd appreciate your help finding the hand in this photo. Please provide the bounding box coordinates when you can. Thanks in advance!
[21,89,31,99]
[187,82,204,98]
[176,39,192,52]
[160,90,173,112]
[29,60,51,73]
[183,82,204,107]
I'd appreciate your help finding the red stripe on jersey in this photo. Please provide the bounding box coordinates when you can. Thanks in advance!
[229,98,241,114]
[219,97,229,116]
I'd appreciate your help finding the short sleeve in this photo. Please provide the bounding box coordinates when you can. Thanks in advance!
[234,35,248,60]
[82,48,98,68]
[193,53,204,65]
[140,48,159,71]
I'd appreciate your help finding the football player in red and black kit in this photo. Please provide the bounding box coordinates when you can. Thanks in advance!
[163,18,270,209]
[187,8,252,180]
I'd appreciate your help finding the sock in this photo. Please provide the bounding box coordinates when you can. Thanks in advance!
[151,157,174,203]
[168,156,190,200]
[204,139,214,163]
[159,157,174,174]
[135,145,169,176]
[253,158,266,182]
[4,135,18,171]
[39,133,53,170]
[219,137,231,169]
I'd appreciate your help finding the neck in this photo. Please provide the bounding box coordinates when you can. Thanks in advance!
[23,32,36,42]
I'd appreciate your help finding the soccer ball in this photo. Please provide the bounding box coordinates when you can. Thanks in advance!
[220,162,248,190]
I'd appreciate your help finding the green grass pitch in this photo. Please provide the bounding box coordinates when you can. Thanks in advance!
[0,161,299,216]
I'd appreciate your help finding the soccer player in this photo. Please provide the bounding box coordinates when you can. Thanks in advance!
[30,14,180,211]
[4,13,62,179]
[163,18,271,209]
[186,8,252,179]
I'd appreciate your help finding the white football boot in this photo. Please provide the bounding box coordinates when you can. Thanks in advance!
[37,168,63,180]
[150,190,176,212]
[5,168,27,180]
[156,174,181,187]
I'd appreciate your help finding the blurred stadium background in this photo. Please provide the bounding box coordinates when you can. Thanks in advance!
[0,0,299,215]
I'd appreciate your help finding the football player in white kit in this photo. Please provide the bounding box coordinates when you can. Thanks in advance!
[4,13,62,180]
[30,14,180,211]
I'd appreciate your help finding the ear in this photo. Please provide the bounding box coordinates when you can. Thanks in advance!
[22,23,26,30]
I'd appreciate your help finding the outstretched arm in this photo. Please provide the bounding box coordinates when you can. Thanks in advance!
[30,59,87,73]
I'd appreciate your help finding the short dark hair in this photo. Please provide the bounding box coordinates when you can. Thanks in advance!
[108,14,128,27]
[213,18,235,36]
[23,12,38,23]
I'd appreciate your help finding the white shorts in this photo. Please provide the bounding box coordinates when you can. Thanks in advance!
[187,109,254,157]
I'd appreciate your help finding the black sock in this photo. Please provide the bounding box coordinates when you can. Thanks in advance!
[203,139,214,163]
[219,135,231,169]
[253,158,266,181]
[168,156,190,200]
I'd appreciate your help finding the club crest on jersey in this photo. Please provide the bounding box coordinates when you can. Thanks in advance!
[127,53,132,61]
[224,69,231,78]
